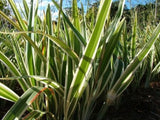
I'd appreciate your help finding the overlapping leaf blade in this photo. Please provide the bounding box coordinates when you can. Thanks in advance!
[8,0,27,30]
[0,51,28,91]
[0,10,46,62]
[2,86,44,120]
[65,1,112,117]
[52,0,87,46]
[110,22,160,97]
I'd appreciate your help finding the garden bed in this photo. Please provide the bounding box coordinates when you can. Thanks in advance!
[106,83,160,120]
[1,84,160,120]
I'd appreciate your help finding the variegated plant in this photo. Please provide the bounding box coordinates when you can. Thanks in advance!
[0,0,160,119]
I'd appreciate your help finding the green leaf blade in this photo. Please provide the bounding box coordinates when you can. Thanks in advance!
[0,82,19,102]
[69,0,112,99]
[2,86,44,120]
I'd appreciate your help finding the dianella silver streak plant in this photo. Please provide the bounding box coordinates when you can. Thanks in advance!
[0,0,160,119]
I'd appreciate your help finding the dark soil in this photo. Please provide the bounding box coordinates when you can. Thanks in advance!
[0,100,13,119]
[106,82,160,120]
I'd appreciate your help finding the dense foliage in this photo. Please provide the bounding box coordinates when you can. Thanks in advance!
[0,0,160,120]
